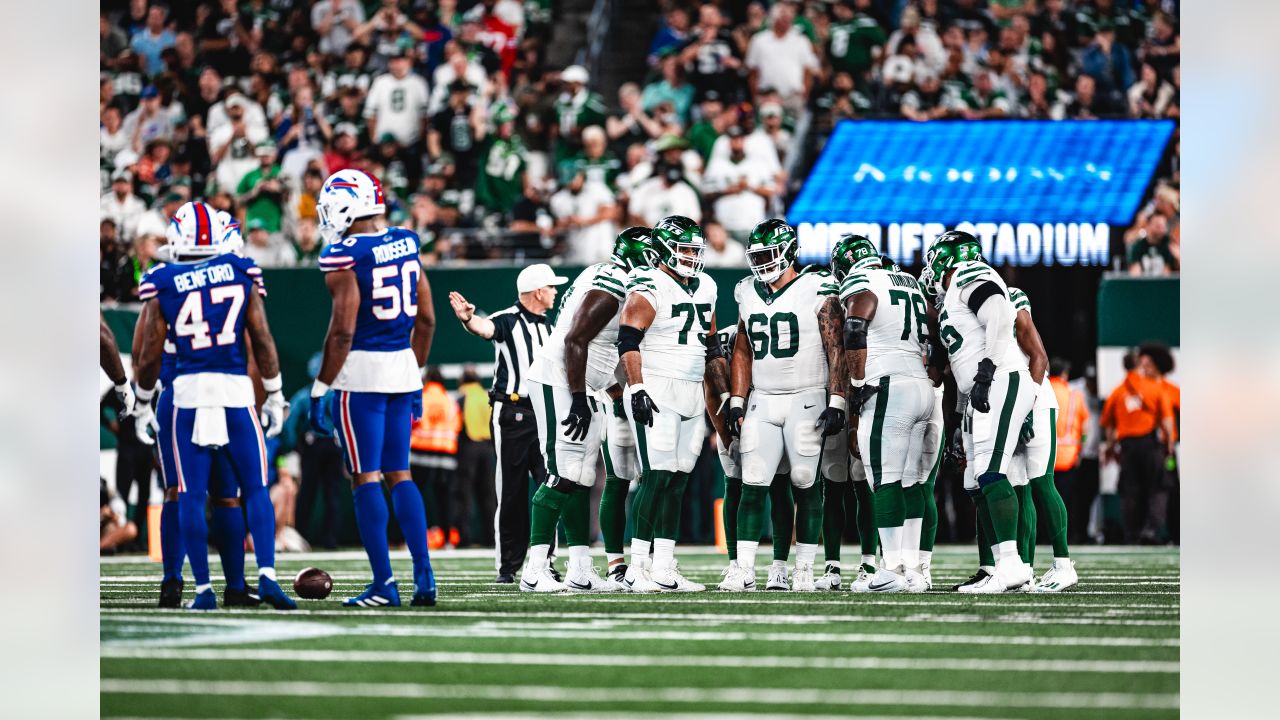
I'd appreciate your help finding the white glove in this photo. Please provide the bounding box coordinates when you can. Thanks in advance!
[113,381,136,418]
[133,386,156,446]
[260,390,288,438]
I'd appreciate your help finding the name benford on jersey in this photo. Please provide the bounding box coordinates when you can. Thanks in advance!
[734,268,838,394]
[527,261,631,392]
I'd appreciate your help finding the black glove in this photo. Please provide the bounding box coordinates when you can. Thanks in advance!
[726,397,746,438]
[630,388,660,427]
[1019,411,1035,443]
[970,358,996,413]
[561,391,592,442]
[946,426,967,469]
[816,405,846,437]
[850,381,879,415]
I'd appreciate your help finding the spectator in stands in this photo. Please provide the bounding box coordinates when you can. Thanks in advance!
[1081,19,1133,113]
[1140,11,1179,81]
[294,168,324,225]
[100,219,134,302]
[565,126,622,191]
[1057,73,1102,120]
[125,224,162,301]
[701,220,748,268]
[210,95,269,193]
[814,70,870,132]
[1019,70,1056,119]
[276,85,332,181]
[606,83,662,155]
[887,6,946,72]
[960,69,1012,118]
[648,6,692,67]
[365,45,430,149]
[289,217,323,267]
[827,0,887,89]
[550,168,617,265]
[237,141,286,237]
[243,218,293,268]
[130,4,175,77]
[643,53,695,127]
[101,106,128,168]
[628,141,702,226]
[123,85,179,155]
[754,103,791,166]
[703,125,777,244]
[552,65,607,158]
[428,42,488,115]
[1125,213,1178,277]
[312,0,366,56]
[678,4,744,104]
[100,170,146,243]
[745,3,819,115]
[902,70,954,121]
[1128,62,1175,119]
[428,81,485,191]
[474,103,529,219]
[100,480,138,554]
[322,43,375,102]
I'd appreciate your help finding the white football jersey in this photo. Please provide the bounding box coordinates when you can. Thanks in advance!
[839,267,929,383]
[627,266,718,383]
[528,262,630,392]
[1008,286,1058,409]
[735,269,837,394]
[938,261,1028,394]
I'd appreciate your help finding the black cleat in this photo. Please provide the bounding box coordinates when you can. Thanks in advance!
[158,578,184,608]
[410,590,437,607]
[547,565,564,583]
[494,573,515,584]
[952,568,992,592]
[224,586,262,608]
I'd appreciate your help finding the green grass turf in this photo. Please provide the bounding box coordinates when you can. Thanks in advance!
[101,545,1179,719]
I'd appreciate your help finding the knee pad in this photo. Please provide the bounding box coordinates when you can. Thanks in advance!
[790,464,816,490]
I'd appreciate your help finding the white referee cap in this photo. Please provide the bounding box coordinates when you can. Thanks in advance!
[517,264,569,293]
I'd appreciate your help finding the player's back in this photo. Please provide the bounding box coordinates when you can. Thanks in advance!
[735,270,835,394]
[319,227,424,394]
[938,261,1026,393]
[627,267,717,382]
[140,255,261,379]
[840,266,929,382]
[533,262,629,392]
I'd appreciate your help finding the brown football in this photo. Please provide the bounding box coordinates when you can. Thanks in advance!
[293,567,333,600]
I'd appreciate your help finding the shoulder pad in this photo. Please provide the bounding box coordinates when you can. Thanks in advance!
[952,261,999,289]
[1009,287,1031,313]
[589,265,627,300]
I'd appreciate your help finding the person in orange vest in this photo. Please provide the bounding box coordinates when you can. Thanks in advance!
[411,367,463,548]
[1048,358,1090,540]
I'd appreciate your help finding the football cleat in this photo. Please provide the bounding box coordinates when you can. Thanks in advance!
[813,565,842,591]
[921,562,933,590]
[791,562,816,592]
[717,565,757,591]
[1032,559,1079,593]
[765,564,790,591]
[187,588,217,611]
[547,563,564,584]
[847,563,878,592]
[158,578,184,608]
[719,558,740,581]
[565,559,617,592]
[651,561,705,592]
[995,556,1032,591]
[622,560,661,593]
[343,581,402,607]
[412,565,438,606]
[669,561,706,592]
[257,577,297,610]
[519,559,567,593]
[959,572,1007,594]
[223,586,262,608]
[904,567,929,593]
[952,568,992,591]
[604,563,630,591]
[856,567,907,593]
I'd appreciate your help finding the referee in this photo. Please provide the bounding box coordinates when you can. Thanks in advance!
[449,264,568,583]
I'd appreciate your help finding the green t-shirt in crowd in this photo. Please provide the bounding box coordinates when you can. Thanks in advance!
[236,165,284,233]
[475,134,528,215]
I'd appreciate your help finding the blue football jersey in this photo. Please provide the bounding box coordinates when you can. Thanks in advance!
[139,254,263,377]
[148,264,266,388]
[318,227,422,352]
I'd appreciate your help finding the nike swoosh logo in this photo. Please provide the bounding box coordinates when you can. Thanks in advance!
[803,404,815,409]
[654,580,678,590]
[568,580,592,590]
[521,579,537,589]
[868,580,898,591]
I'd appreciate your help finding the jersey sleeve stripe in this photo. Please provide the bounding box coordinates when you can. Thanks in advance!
[593,274,625,290]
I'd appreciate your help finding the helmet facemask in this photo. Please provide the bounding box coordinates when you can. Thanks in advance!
[747,238,793,283]
[665,235,706,278]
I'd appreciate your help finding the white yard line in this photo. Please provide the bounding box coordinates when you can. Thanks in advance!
[98,679,1179,710]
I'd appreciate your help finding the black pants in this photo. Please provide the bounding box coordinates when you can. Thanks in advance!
[297,434,345,550]
[1118,434,1168,543]
[456,436,496,547]
[493,401,547,575]
[410,456,455,538]
[1066,458,1099,544]
[116,432,153,533]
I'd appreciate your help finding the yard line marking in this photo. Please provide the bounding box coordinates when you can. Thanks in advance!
[99,647,1178,674]
[100,618,344,648]
[99,679,1179,710]
[395,715,1001,720]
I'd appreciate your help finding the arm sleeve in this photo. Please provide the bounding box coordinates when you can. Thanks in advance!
[974,290,1015,364]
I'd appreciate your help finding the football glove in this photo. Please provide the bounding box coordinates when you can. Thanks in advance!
[260,390,287,438]
[727,396,746,438]
[561,391,592,442]
[309,381,333,437]
[630,385,660,428]
[946,427,967,468]
[850,379,878,415]
[133,400,156,445]
[970,358,996,413]
[113,381,136,418]
[1019,411,1035,443]
[816,397,847,437]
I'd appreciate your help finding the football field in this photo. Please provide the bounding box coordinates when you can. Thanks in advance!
[100,545,1179,719]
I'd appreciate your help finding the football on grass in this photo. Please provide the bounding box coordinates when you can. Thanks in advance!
[293,567,333,600]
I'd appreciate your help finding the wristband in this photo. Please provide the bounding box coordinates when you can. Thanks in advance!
[262,374,282,393]
[828,395,847,412]
[729,396,745,410]
[849,376,866,389]
[311,380,331,398]
[113,379,130,391]
[135,385,156,402]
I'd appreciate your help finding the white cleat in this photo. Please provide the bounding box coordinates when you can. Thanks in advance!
[765,563,790,591]
[858,567,908,593]
[622,561,661,593]
[651,562,705,592]
[564,559,616,592]
[847,563,878,592]
[904,567,929,593]
[1032,559,1079,592]
[921,562,933,590]
[603,563,630,591]
[519,559,566,593]
[717,565,757,591]
[791,562,816,592]
[959,572,1007,594]
[995,556,1033,591]
[813,565,842,591]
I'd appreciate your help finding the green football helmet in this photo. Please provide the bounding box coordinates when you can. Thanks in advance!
[651,215,706,278]
[879,254,902,272]
[611,226,657,272]
[829,233,881,280]
[918,265,939,305]
[745,218,799,283]
[924,230,983,295]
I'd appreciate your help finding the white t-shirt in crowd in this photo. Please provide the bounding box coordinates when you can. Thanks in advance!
[311,0,366,56]
[745,29,819,99]
[702,154,776,233]
[549,183,619,265]
[628,177,703,227]
[428,62,488,116]
[708,132,782,176]
[208,122,269,193]
[100,191,148,242]
[364,72,430,145]
[703,239,748,268]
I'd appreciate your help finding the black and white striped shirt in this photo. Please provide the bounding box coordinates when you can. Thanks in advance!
[487,301,549,401]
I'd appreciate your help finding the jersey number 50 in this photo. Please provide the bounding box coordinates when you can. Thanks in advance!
[371,261,420,320]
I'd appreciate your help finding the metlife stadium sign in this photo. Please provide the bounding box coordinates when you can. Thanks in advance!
[788,120,1176,266]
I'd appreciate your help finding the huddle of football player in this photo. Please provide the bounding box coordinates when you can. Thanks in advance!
[521,219,1078,594]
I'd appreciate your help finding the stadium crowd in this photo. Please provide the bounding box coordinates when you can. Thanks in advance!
[100,0,1180,302]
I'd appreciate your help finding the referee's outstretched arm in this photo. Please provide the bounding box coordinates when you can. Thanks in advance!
[449,291,496,340]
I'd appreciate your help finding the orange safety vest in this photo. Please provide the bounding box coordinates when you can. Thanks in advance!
[1051,376,1088,471]
[410,381,462,454]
